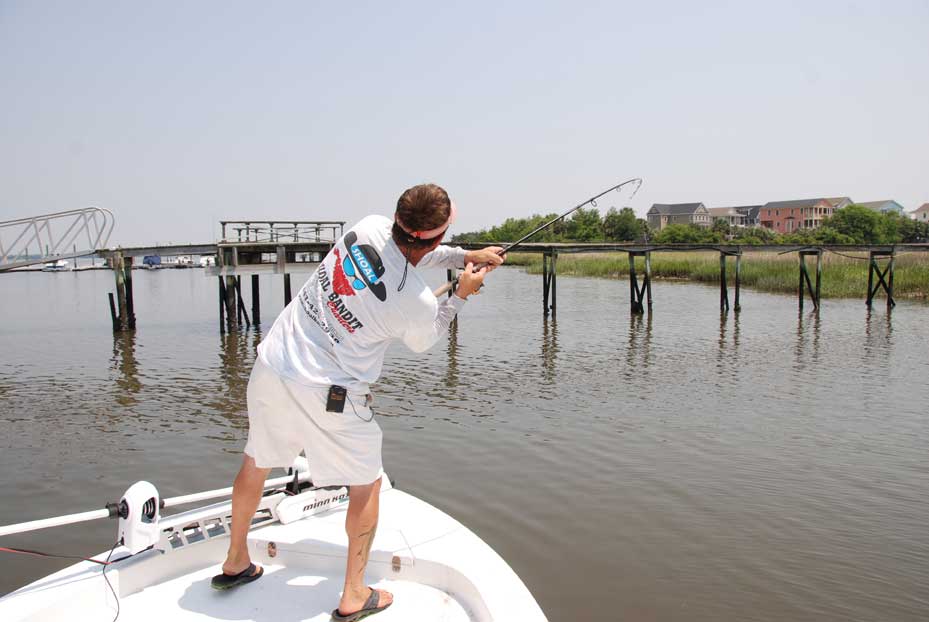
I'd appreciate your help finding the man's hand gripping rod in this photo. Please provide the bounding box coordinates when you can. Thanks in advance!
[433,177,643,297]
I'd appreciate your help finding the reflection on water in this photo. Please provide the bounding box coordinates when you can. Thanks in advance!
[444,319,459,388]
[794,309,822,364]
[111,330,141,407]
[624,312,652,377]
[1,269,928,622]
[541,317,558,382]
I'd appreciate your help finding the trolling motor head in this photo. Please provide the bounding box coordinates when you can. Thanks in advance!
[116,481,160,554]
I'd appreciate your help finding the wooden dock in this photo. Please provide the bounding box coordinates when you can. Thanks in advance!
[93,233,929,333]
[456,242,929,316]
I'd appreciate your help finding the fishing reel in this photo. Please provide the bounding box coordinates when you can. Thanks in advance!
[114,481,161,554]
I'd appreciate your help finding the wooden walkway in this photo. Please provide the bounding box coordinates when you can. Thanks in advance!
[457,242,929,316]
[95,235,929,333]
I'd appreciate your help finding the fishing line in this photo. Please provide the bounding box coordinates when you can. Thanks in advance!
[435,177,643,297]
[0,545,130,566]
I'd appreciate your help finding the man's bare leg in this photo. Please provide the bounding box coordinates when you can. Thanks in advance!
[338,477,393,615]
[221,454,271,575]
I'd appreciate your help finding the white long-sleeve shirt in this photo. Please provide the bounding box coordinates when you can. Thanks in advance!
[257,215,467,393]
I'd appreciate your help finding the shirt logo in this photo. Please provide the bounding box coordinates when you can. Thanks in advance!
[331,232,388,302]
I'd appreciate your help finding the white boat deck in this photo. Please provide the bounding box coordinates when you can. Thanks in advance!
[121,567,469,621]
[1,487,546,622]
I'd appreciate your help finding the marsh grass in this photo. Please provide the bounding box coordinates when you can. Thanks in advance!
[506,251,929,299]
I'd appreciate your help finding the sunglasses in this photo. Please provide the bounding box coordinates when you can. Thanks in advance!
[342,256,367,290]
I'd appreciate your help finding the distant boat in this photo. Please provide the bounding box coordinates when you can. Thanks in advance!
[41,260,70,272]
[142,255,163,269]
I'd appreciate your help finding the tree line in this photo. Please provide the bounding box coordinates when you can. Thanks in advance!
[451,205,929,246]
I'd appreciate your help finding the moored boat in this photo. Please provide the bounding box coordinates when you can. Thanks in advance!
[0,461,546,621]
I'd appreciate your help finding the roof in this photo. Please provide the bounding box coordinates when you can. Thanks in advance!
[825,196,852,206]
[648,202,706,215]
[858,200,904,211]
[763,198,831,210]
[708,207,743,217]
[911,203,929,214]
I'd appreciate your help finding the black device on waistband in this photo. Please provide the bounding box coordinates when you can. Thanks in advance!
[326,385,347,413]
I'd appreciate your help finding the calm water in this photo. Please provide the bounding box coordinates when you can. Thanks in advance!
[1,267,927,621]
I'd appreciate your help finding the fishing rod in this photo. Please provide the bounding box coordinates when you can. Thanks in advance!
[434,177,643,297]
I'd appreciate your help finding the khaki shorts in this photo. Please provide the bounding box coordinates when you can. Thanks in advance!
[243,358,383,487]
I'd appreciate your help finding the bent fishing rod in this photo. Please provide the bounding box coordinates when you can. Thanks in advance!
[434,177,643,297]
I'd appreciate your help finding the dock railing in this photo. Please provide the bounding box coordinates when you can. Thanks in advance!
[220,220,345,244]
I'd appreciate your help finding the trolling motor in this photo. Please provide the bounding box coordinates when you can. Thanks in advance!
[112,481,161,554]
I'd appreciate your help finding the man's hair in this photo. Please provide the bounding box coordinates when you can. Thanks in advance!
[392,183,452,250]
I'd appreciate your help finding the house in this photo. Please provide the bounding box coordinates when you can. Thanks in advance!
[825,196,854,210]
[760,198,835,233]
[730,205,763,226]
[911,203,929,222]
[647,203,711,230]
[708,207,746,228]
[858,200,906,215]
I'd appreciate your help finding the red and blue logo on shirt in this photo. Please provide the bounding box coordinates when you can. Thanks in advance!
[332,232,387,302]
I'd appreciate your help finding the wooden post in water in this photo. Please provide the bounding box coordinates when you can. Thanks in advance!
[234,276,251,327]
[107,292,119,332]
[251,274,261,325]
[550,250,558,317]
[446,269,454,298]
[218,277,226,334]
[542,252,550,316]
[887,252,895,309]
[799,249,823,311]
[235,276,243,324]
[222,247,238,332]
[719,252,729,312]
[111,252,130,332]
[224,275,238,331]
[628,253,639,314]
[866,250,896,309]
[284,274,293,305]
[644,251,653,311]
[815,251,822,307]
[734,253,742,312]
[124,256,136,329]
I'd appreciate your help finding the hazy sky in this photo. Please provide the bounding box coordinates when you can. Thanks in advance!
[2,1,927,246]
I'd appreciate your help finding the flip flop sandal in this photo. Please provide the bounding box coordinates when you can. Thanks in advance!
[210,563,264,590]
[331,587,392,621]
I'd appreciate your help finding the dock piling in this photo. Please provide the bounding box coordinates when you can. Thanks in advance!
[866,250,896,309]
[541,251,559,316]
[628,252,650,314]
[644,251,653,311]
[109,252,136,332]
[224,276,238,332]
[284,273,293,305]
[218,277,226,334]
[234,276,251,327]
[798,250,822,311]
[719,253,729,312]
[734,253,742,312]
[251,274,261,324]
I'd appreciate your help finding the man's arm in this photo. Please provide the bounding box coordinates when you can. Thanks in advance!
[401,263,487,353]
[417,245,506,270]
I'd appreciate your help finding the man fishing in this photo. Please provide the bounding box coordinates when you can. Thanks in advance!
[211,183,504,621]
